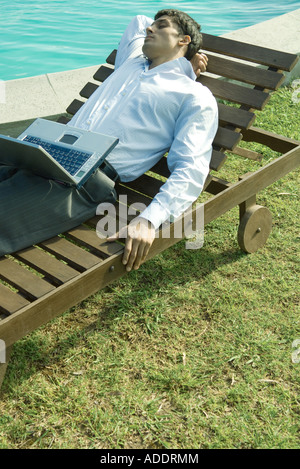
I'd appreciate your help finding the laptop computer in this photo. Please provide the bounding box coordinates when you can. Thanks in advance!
[0,118,119,188]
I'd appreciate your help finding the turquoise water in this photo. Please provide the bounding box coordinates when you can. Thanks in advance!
[1,0,299,80]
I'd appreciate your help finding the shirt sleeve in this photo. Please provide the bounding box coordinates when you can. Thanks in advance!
[139,89,219,230]
[115,15,153,69]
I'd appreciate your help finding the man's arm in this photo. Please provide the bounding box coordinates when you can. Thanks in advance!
[138,90,219,230]
[109,89,218,271]
[114,15,152,69]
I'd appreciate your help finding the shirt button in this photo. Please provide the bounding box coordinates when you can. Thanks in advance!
[104,105,109,110]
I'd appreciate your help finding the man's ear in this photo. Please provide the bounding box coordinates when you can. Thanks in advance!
[179,35,191,46]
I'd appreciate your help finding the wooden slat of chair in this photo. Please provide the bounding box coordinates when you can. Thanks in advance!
[38,236,104,272]
[210,150,228,171]
[0,258,55,301]
[124,174,164,199]
[13,246,79,286]
[66,98,85,116]
[201,33,299,71]
[114,183,153,208]
[0,283,30,316]
[106,49,117,64]
[65,225,124,257]
[198,75,270,109]
[93,66,114,82]
[205,53,285,90]
[218,103,255,130]
[214,127,241,150]
[80,82,98,98]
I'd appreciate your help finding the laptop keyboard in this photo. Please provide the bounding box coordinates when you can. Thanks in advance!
[23,135,93,175]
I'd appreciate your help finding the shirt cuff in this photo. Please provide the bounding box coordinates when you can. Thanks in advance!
[138,200,170,230]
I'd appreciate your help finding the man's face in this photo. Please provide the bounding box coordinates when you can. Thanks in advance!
[142,15,185,62]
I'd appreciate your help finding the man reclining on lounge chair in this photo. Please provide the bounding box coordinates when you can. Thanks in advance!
[0,9,218,271]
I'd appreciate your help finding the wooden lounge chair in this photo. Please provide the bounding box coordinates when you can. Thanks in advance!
[0,33,299,389]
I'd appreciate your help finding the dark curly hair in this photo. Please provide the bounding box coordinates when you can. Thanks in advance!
[154,9,202,60]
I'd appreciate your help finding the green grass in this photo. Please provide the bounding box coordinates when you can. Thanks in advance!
[0,85,299,449]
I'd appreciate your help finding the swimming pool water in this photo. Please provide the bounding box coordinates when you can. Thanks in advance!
[1,0,299,81]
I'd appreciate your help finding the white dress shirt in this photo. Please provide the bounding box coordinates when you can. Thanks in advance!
[69,15,218,229]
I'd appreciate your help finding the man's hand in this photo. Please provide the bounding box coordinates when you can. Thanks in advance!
[190,52,208,78]
[107,217,156,271]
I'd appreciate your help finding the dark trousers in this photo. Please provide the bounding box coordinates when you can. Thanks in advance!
[0,165,117,256]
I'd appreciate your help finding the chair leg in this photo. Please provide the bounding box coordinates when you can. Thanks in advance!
[0,345,13,390]
[237,171,273,254]
[238,196,272,253]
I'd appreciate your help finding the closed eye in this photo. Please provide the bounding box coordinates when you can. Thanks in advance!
[152,19,170,29]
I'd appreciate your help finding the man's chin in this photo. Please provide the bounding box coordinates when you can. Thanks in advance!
[142,43,153,59]
[142,44,148,56]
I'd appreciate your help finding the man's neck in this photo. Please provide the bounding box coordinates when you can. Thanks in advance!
[148,52,185,70]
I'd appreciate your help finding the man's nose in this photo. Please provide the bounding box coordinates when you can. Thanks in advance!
[146,25,154,35]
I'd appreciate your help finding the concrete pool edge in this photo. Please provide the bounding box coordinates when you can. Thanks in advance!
[1,8,299,128]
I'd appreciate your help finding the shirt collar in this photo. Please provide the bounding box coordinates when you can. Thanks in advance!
[143,56,196,80]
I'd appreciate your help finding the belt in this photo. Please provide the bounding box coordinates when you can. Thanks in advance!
[99,160,119,182]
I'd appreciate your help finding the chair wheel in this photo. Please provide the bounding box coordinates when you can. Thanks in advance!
[238,205,272,253]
